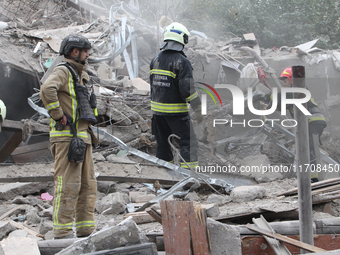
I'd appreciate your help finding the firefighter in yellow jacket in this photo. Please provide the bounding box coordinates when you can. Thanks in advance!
[40,34,98,239]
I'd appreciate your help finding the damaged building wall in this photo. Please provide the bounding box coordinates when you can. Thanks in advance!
[0,62,41,147]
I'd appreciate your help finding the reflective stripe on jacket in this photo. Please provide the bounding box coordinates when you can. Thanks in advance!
[150,50,200,116]
[40,59,97,145]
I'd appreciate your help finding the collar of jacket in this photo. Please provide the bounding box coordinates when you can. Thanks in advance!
[160,41,184,52]
[62,58,87,76]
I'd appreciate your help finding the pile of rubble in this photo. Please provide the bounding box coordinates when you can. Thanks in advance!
[1,0,340,254]
[1,163,340,254]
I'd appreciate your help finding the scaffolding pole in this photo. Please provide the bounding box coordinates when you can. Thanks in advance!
[292,65,314,253]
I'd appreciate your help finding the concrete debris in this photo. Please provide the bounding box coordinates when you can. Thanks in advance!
[56,217,151,255]
[183,191,200,202]
[230,185,267,203]
[0,183,53,201]
[207,218,242,255]
[0,222,16,241]
[95,192,129,215]
[0,237,40,255]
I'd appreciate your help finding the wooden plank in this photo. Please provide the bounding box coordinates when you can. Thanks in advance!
[146,208,162,224]
[313,194,340,204]
[0,132,22,163]
[160,201,191,255]
[246,224,327,253]
[291,184,340,198]
[240,218,340,236]
[277,177,340,197]
[310,184,340,195]
[123,212,156,224]
[2,120,49,133]
[124,209,162,224]
[0,206,22,221]
[160,201,210,255]
[8,219,44,238]
[188,203,210,255]
[241,235,340,255]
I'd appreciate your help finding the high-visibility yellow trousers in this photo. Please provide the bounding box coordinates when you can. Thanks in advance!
[51,141,97,238]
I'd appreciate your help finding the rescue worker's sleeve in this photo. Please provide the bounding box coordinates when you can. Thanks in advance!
[177,59,201,111]
[39,67,69,121]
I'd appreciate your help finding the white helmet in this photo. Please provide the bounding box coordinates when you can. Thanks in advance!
[164,22,190,45]
[0,100,6,121]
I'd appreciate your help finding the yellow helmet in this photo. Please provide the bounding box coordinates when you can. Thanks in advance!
[163,22,190,45]
[0,99,6,121]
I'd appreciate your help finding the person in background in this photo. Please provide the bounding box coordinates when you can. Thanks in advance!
[253,67,327,182]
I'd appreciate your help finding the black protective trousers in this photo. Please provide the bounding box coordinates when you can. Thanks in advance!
[152,114,198,167]
[309,123,326,165]
[308,123,326,180]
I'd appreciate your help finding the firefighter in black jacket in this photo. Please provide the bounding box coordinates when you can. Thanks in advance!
[254,67,327,182]
[150,22,202,169]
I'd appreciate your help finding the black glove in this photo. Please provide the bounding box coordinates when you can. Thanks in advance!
[252,94,265,103]
[54,114,73,130]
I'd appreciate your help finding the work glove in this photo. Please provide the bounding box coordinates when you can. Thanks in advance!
[252,94,266,103]
[192,106,203,123]
[54,114,73,131]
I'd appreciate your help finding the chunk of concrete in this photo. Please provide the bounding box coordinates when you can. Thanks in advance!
[1,237,40,255]
[0,183,48,201]
[56,217,149,255]
[184,191,200,201]
[207,218,242,255]
[204,204,220,218]
[38,219,53,235]
[96,192,129,214]
[8,230,43,241]
[92,152,106,162]
[205,194,227,206]
[230,185,267,203]
[96,181,116,194]
[0,222,16,241]
[26,211,41,225]
[129,191,156,203]
[131,77,150,95]
[38,207,53,219]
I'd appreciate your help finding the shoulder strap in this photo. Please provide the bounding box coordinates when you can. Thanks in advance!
[57,62,79,83]
[57,62,79,137]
